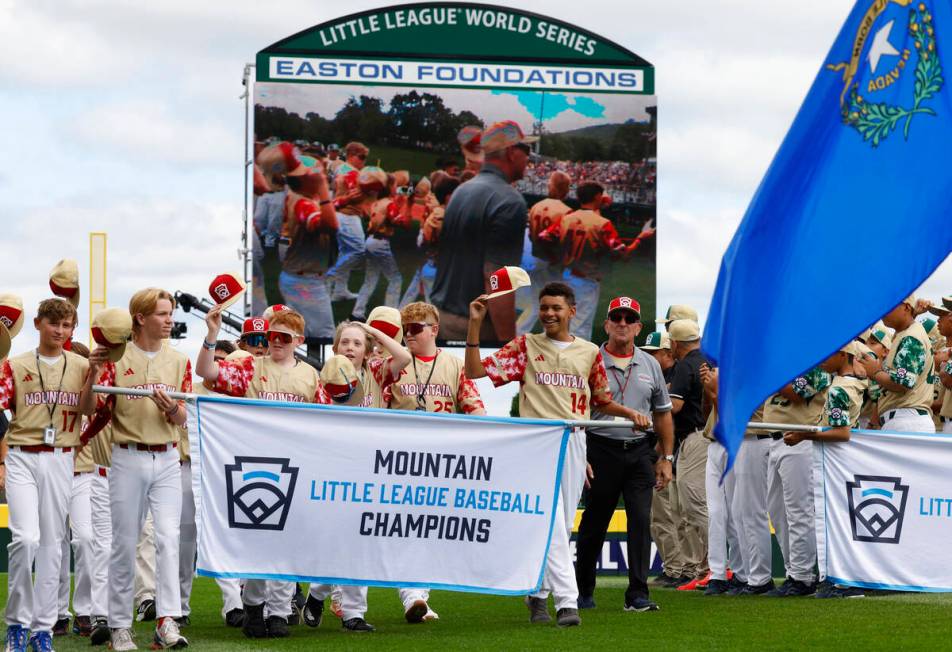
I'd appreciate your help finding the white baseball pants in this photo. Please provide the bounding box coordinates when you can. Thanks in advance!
[767,438,815,583]
[309,584,368,621]
[217,579,243,617]
[881,408,936,434]
[108,445,182,628]
[4,448,73,633]
[705,442,745,582]
[179,461,197,616]
[89,468,111,618]
[57,471,93,619]
[243,580,294,618]
[732,437,773,587]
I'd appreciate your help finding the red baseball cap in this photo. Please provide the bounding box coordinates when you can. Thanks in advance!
[263,304,288,321]
[487,266,531,300]
[208,273,245,310]
[243,317,269,336]
[607,296,641,319]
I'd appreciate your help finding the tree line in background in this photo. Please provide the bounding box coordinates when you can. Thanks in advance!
[255,92,657,162]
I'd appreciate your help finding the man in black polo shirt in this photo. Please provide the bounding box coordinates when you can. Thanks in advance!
[575,297,674,613]
[667,318,710,587]
[431,120,534,342]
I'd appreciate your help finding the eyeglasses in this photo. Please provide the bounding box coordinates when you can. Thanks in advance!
[404,322,434,336]
[268,331,295,344]
[609,312,640,325]
[241,334,268,348]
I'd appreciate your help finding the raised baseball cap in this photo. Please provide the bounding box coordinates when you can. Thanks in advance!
[91,308,133,363]
[49,259,80,308]
[263,304,288,322]
[921,317,944,352]
[0,293,25,339]
[320,354,364,405]
[928,296,952,317]
[487,266,531,300]
[257,142,308,179]
[641,331,671,351]
[480,121,538,154]
[367,306,403,343]
[668,319,700,343]
[607,296,641,319]
[867,327,894,350]
[208,273,245,311]
[358,167,388,194]
[225,349,253,362]
[242,317,269,336]
[0,324,10,362]
[658,305,699,325]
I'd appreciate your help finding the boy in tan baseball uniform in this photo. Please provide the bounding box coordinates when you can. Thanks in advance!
[2,298,99,652]
[465,282,651,627]
[197,306,329,639]
[92,289,192,650]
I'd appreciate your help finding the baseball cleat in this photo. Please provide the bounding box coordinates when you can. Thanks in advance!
[223,608,245,628]
[153,617,188,649]
[765,577,797,597]
[738,580,775,596]
[135,600,156,623]
[5,625,29,652]
[422,607,439,621]
[72,616,92,637]
[577,595,596,609]
[676,576,702,591]
[265,616,289,638]
[525,596,551,624]
[27,632,53,652]
[241,605,268,639]
[302,596,324,628]
[342,618,375,632]
[404,600,428,624]
[726,577,748,595]
[624,598,660,612]
[108,628,137,651]
[52,618,69,637]
[89,619,110,646]
[331,587,344,618]
[172,616,189,628]
[704,579,731,596]
[556,608,581,627]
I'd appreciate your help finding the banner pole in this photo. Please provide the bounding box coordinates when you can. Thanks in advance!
[93,385,194,402]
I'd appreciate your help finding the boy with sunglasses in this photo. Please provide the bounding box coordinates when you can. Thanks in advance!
[382,302,485,623]
[238,318,269,357]
[464,283,652,627]
[196,305,330,640]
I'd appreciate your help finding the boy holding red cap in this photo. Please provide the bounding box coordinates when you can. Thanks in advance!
[197,304,330,639]
[2,298,100,652]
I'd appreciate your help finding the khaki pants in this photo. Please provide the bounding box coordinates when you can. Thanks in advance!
[675,431,710,578]
[650,479,687,577]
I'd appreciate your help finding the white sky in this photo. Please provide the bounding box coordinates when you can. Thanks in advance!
[2,0,950,416]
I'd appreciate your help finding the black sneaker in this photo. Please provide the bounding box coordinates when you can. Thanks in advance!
[525,596,551,624]
[624,598,659,612]
[342,618,375,632]
[302,595,324,628]
[556,608,581,627]
[815,579,837,599]
[135,599,156,622]
[174,615,190,627]
[704,579,731,596]
[242,604,268,639]
[224,608,245,628]
[72,616,92,637]
[266,616,290,638]
[726,576,748,595]
[53,617,70,636]
[831,586,865,599]
[784,580,817,597]
[89,618,110,646]
[287,606,301,626]
[765,577,797,597]
[577,595,596,609]
[738,580,775,595]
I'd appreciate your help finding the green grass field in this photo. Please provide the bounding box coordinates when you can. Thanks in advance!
[5,576,951,651]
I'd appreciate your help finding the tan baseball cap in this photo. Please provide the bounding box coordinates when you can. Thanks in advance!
[49,259,80,308]
[263,304,289,322]
[668,319,700,343]
[480,121,538,154]
[487,266,531,300]
[367,306,402,343]
[658,304,699,325]
[91,308,133,363]
[640,331,671,351]
[320,354,364,405]
[867,327,894,350]
[0,293,25,339]
[225,349,253,362]
[928,296,952,317]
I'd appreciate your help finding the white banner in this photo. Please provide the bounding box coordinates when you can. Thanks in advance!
[187,395,569,595]
[814,429,952,592]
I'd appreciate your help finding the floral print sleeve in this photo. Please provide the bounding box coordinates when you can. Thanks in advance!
[456,368,486,414]
[213,357,255,397]
[482,336,527,387]
[589,352,613,407]
[888,335,927,389]
[825,386,854,427]
[0,360,14,410]
[792,367,832,401]
[313,382,331,405]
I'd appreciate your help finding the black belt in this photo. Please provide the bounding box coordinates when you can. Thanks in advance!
[879,408,930,426]
[588,433,648,450]
[371,233,390,240]
[942,416,952,423]
[758,432,784,441]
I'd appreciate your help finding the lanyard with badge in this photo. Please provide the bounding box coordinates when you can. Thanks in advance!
[35,351,67,446]
[609,355,634,422]
[411,352,439,411]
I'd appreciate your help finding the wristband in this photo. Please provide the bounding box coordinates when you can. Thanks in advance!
[202,339,216,351]
[466,343,480,348]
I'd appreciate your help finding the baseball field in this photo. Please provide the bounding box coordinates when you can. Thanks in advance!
[3,576,948,650]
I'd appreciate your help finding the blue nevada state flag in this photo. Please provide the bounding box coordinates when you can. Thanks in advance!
[704,0,952,466]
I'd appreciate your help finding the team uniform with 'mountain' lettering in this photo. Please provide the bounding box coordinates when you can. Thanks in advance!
[94,342,192,632]
[482,333,613,611]
[517,198,573,334]
[213,353,331,626]
[1,350,89,639]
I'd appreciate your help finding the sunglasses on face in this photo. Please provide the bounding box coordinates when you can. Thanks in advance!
[609,312,640,325]
[241,334,269,348]
[268,331,295,344]
[404,322,433,336]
